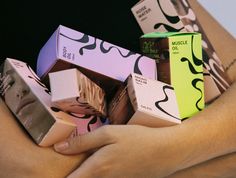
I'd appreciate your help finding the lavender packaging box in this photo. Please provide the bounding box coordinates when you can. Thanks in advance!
[37,25,157,97]
[49,68,107,117]
[131,0,231,103]
[108,73,181,127]
[0,58,77,147]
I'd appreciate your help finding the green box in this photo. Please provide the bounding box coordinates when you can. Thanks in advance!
[140,32,204,119]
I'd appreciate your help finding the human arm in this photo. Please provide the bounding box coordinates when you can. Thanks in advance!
[0,98,87,178]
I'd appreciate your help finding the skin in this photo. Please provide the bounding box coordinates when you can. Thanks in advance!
[53,1,236,177]
[0,0,236,178]
[54,82,236,177]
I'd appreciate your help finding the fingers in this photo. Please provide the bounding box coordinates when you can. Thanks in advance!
[54,125,115,155]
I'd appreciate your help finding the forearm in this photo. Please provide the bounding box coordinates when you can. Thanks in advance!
[0,98,86,178]
[169,81,236,172]
[168,152,236,178]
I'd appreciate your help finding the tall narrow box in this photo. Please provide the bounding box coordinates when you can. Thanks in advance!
[131,0,231,103]
[0,58,76,147]
[140,32,204,119]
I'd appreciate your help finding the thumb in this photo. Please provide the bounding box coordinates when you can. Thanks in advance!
[54,125,115,155]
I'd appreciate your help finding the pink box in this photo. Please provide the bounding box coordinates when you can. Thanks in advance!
[0,58,76,147]
[37,25,157,99]
[131,0,231,103]
[49,68,107,117]
[108,73,181,127]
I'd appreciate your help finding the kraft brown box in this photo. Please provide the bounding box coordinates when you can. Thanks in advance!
[131,0,232,103]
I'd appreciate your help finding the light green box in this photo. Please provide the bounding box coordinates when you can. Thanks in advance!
[140,32,204,119]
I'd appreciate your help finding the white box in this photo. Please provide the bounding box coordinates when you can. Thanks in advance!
[49,68,106,117]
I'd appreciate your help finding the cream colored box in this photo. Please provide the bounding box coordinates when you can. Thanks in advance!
[127,73,181,127]
[49,68,107,117]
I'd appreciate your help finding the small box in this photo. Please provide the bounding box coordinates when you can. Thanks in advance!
[108,73,181,127]
[49,68,107,117]
[37,25,157,99]
[131,0,231,103]
[0,58,77,147]
[140,32,204,119]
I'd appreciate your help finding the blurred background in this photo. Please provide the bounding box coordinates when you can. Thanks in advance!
[198,0,236,38]
[1,0,235,70]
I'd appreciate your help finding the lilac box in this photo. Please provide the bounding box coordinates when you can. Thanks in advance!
[37,25,157,94]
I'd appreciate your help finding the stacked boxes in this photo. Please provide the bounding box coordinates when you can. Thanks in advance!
[49,68,107,117]
[140,32,204,118]
[0,58,76,147]
[37,25,157,101]
[108,73,181,127]
[131,0,231,103]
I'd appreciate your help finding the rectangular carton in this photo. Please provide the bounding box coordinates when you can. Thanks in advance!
[49,68,107,117]
[37,25,157,100]
[0,58,76,147]
[108,73,181,127]
[140,32,204,118]
[131,0,231,103]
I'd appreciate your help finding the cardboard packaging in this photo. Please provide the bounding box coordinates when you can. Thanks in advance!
[0,58,77,147]
[131,0,231,103]
[49,68,107,117]
[140,32,204,118]
[37,25,157,100]
[108,73,181,127]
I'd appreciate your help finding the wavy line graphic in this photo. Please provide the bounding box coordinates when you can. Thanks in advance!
[192,78,204,111]
[133,55,143,75]
[157,0,181,24]
[60,33,89,43]
[154,23,184,32]
[155,85,180,120]
[100,41,136,58]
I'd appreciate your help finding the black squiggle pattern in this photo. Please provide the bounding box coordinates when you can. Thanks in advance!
[191,36,203,66]
[155,85,180,120]
[87,116,98,132]
[100,41,136,58]
[60,33,89,43]
[60,33,97,55]
[192,78,204,111]
[79,38,97,55]
[180,58,203,74]
[154,23,184,32]
[180,36,203,75]
[157,0,181,24]
[134,55,143,75]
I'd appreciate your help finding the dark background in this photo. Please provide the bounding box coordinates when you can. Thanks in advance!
[1,1,143,71]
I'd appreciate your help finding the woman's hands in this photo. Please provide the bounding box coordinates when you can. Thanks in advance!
[54,124,185,178]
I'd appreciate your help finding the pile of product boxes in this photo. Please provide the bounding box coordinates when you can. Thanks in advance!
[0,0,231,147]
